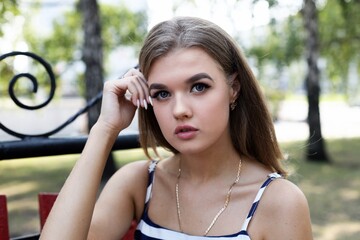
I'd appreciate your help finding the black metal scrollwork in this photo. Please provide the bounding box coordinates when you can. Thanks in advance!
[0,51,102,139]
[1,51,56,110]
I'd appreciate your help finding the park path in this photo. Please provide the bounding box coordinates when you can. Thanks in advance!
[275,100,360,142]
[1,97,360,142]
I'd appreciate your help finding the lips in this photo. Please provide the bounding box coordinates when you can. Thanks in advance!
[174,125,199,140]
[174,125,198,134]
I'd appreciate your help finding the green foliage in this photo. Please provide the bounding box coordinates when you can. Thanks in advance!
[100,4,147,55]
[99,4,147,77]
[264,88,285,121]
[248,0,360,99]
[23,4,147,65]
[21,2,147,95]
[319,0,360,93]
[0,0,20,36]
[24,11,82,64]
[1,1,147,102]
[247,14,304,74]
[0,60,13,95]
[247,14,303,117]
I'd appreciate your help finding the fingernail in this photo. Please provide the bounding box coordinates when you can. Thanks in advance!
[148,96,153,106]
[143,99,148,110]
[136,99,140,108]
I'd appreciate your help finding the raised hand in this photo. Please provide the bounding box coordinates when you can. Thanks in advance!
[98,68,151,134]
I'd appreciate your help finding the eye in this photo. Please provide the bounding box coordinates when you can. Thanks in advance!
[151,90,170,100]
[191,83,209,93]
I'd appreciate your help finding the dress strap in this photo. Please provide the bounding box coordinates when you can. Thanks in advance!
[241,173,282,231]
[144,160,158,205]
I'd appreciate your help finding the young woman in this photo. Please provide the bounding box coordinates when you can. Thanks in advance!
[40,17,313,240]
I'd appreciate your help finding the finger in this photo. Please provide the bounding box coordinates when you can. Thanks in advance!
[105,76,137,107]
[123,67,141,78]
[124,68,148,86]
[130,77,148,109]
[126,79,141,107]
[136,76,151,107]
[124,68,152,108]
[131,69,152,106]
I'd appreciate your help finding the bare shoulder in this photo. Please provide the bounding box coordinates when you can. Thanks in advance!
[255,178,313,239]
[102,160,151,209]
[108,159,151,185]
[265,178,308,206]
[89,160,151,238]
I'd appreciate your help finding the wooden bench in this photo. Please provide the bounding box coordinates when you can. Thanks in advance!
[0,193,137,240]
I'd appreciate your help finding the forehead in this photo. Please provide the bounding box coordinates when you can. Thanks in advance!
[147,47,224,84]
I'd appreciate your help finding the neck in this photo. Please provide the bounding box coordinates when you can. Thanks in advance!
[175,145,243,236]
[176,145,240,183]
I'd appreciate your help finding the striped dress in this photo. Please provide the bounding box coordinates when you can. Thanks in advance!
[135,161,282,240]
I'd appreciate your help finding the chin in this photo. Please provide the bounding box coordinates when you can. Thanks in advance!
[172,144,211,156]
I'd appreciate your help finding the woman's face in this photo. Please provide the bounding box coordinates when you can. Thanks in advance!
[147,47,236,155]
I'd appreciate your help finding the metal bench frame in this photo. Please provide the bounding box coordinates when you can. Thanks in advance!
[0,51,139,239]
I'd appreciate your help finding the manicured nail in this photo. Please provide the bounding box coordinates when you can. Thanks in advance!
[143,99,148,110]
[136,99,140,108]
[148,96,153,106]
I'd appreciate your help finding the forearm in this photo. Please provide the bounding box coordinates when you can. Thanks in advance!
[40,123,119,240]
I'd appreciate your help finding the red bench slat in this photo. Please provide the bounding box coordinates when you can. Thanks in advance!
[0,193,136,239]
[0,195,10,240]
[38,193,58,230]
[38,193,137,240]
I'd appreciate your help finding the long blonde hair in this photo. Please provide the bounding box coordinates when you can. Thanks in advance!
[137,17,287,176]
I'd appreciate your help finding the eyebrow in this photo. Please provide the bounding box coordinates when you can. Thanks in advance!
[149,72,213,91]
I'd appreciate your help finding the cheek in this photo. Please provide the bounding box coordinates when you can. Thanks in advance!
[153,106,171,134]
[211,106,230,125]
[206,95,231,123]
[205,95,230,115]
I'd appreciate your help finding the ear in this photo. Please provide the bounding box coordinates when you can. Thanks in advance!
[229,73,240,101]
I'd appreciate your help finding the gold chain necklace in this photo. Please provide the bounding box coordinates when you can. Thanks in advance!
[175,158,242,236]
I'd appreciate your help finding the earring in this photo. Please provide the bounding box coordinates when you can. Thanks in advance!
[230,101,237,111]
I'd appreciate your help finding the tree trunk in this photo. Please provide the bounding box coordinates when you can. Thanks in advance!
[79,0,117,179]
[303,0,329,162]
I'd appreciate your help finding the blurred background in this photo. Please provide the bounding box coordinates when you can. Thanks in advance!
[1,0,359,239]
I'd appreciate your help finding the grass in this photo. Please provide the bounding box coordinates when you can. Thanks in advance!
[283,138,360,239]
[1,138,360,239]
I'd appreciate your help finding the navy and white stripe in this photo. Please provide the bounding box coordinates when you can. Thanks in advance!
[239,173,282,232]
[135,161,282,240]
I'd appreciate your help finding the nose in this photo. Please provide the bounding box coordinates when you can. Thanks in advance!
[172,94,192,120]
